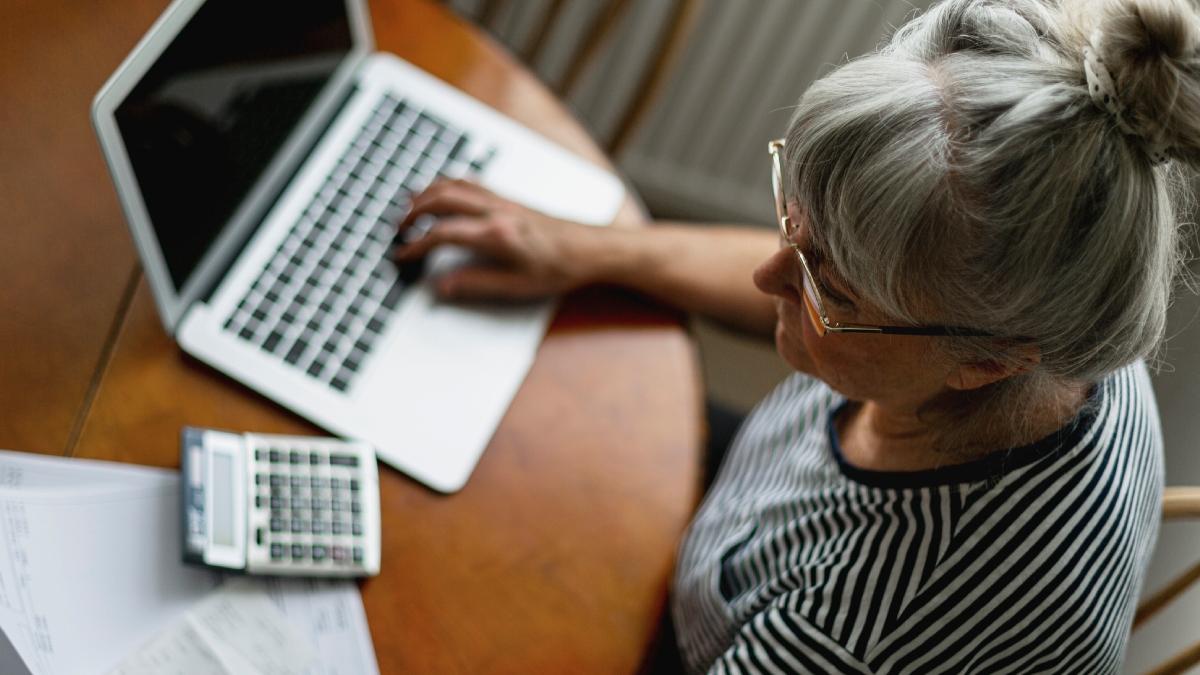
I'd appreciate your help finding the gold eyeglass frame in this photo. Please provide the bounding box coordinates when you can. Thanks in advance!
[769,138,991,337]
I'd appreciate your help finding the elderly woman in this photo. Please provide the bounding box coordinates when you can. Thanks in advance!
[396,0,1196,671]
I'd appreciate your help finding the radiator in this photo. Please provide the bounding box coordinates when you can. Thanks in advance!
[447,0,935,225]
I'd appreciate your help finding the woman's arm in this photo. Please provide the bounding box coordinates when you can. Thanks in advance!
[587,223,779,337]
[394,180,779,338]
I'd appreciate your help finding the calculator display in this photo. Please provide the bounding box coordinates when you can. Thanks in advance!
[211,453,235,548]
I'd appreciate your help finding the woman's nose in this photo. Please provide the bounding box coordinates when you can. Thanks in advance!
[753,246,795,296]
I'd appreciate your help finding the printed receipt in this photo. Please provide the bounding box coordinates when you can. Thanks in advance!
[111,579,316,675]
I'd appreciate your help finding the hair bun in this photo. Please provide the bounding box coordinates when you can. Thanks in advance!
[1095,0,1200,165]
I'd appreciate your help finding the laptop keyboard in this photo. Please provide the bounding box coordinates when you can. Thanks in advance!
[222,94,496,393]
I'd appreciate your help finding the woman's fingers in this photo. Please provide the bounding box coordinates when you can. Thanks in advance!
[397,179,496,230]
[393,215,517,262]
[434,265,547,301]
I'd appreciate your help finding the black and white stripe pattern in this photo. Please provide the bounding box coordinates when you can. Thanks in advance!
[672,363,1163,674]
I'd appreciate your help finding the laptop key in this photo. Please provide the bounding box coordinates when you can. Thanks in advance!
[284,341,307,366]
[262,331,283,353]
[381,281,405,310]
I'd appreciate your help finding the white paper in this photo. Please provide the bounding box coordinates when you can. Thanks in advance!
[107,621,229,675]
[111,579,316,675]
[0,450,378,675]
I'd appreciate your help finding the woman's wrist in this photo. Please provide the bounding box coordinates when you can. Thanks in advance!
[559,222,639,289]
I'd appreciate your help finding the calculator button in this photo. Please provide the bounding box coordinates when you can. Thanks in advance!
[350,479,360,491]
[330,454,359,467]
[255,495,265,509]
[332,521,346,535]
[255,449,265,462]
[255,473,266,485]
[330,478,343,490]
[291,496,307,510]
[270,543,284,560]
[312,521,326,535]
[256,528,265,546]
[289,451,301,464]
[291,544,307,560]
[332,546,348,563]
[312,498,328,510]
[270,518,284,533]
[351,501,361,514]
[352,522,363,537]
[290,518,304,533]
[310,477,324,489]
[269,450,282,463]
[312,545,328,561]
[270,496,284,510]
[269,475,284,488]
[309,452,322,465]
[353,547,364,564]
[290,476,303,489]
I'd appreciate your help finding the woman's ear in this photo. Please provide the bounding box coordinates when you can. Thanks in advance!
[945,343,1041,391]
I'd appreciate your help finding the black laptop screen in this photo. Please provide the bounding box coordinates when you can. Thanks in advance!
[115,0,353,291]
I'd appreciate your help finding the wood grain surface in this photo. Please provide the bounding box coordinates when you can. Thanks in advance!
[46,0,704,672]
[0,0,168,454]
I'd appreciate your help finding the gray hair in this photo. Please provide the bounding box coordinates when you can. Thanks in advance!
[784,0,1198,395]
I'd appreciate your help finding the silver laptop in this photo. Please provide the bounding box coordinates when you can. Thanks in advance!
[92,0,624,492]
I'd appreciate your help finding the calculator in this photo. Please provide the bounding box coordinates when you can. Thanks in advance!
[181,427,381,577]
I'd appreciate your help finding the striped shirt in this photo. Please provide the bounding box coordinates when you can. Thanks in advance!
[672,362,1163,674]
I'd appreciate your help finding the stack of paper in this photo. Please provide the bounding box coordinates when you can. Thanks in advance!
[0,450,378,675]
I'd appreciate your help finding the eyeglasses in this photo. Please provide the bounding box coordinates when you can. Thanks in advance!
[768,138,990,337]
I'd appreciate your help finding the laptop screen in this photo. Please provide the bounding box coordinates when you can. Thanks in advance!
[115,1,353,292]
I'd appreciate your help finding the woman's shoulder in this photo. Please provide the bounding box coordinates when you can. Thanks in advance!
[847,362,1165,672]
[701,363,1165,673]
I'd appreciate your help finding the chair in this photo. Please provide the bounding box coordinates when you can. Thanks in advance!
[1132,486,1200,675]
[442,0,701,155]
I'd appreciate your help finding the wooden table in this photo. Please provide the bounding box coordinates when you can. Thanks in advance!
[0,0,703,672]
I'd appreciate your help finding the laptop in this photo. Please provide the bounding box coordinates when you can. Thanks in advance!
[92,0,625,493]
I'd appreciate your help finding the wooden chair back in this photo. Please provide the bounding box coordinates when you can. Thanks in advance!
[444,0,700,155]
[1133,486,1200,675]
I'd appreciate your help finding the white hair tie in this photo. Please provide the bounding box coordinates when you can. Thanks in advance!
[1083,30,1170,165]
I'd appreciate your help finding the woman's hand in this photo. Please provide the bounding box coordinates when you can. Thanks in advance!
[393,179,602,301]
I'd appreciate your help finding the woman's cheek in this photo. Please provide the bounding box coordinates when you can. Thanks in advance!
[774,298,816,374]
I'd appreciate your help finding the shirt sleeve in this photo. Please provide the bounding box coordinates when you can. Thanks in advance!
[706,605,873,675]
